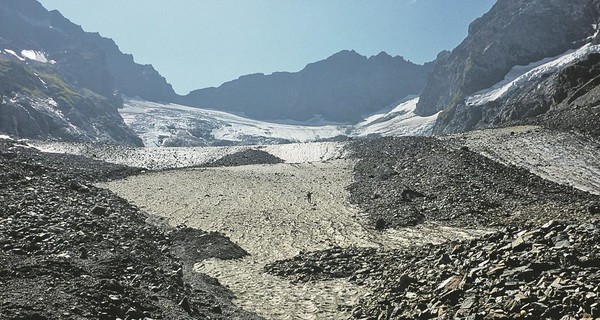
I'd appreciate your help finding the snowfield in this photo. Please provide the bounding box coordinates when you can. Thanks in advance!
[352,98,439,137]
[2,49,55,64]
[120,97,437,147]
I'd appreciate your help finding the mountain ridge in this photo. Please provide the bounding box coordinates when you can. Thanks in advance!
[0,0,177,101]
[0,0,182,145]
[181,50,433,123]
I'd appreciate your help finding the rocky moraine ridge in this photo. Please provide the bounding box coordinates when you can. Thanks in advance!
[0,138,260,320]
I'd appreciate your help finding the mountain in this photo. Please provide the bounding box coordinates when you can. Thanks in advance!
[181,51,432,123]
[0,0,179,145]
[415,0,600,136]
[0,59,141,144]
[0,0,176,101]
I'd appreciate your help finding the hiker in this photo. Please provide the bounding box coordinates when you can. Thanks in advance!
[306,191,313,204]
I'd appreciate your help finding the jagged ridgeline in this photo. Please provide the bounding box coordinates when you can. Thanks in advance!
[181,51,433,123]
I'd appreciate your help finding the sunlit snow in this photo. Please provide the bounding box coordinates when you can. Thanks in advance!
[120,97,437,147]
[353,98,439,137]
[20,50,55,64]
[3,49,25,61]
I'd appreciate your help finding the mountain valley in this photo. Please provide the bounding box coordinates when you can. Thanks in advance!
[2,0,600,319]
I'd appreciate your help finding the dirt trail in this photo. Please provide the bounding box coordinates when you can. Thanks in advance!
[102,160,486,319]
[448,126,600,195]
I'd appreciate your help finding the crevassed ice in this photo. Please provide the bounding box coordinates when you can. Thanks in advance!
[120,97,437,147]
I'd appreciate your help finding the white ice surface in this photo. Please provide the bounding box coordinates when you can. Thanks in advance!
[353,98,438,137]
[121,100,345,146]
[466,44,600,106]
[121,97,437,147]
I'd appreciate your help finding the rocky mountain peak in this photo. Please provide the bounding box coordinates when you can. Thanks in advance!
[182,50,432,122]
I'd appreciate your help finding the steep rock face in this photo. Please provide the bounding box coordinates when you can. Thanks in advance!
[0,59,143,145]
[416,0,597,117]
[182,50,432,123]
[529,52,600,136]
[0,0,180,144]
[433,51,600,136]
[0,0,176,101]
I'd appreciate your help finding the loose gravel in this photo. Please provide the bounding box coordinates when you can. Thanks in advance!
[0,139,259,320]
[347,136,600,229]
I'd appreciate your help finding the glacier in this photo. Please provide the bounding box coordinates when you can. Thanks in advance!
[120,97,438,147]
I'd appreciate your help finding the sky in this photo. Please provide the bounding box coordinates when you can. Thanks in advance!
[38,0,495,95]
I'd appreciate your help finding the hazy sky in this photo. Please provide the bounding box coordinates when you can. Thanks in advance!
[38,0,495,94]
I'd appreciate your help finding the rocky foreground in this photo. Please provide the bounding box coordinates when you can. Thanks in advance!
[2,132,600,319]
[267,221,600,319]
[265,134,600,319]
[0,138,258,320]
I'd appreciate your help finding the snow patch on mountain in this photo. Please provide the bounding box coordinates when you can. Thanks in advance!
[2,49,56,64]
[353,98,438,137]
[20,50,55,64]
[466,44,600,106]
[120,97,437,147]
[3,49,25,61]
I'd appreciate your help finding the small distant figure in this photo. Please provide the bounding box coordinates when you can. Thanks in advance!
[306,192,313,204]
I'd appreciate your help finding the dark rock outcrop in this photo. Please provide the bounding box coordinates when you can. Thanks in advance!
[0,0,179,144]
[203,149,285,167]
[182,50,432,122]
[434,51,600,136]
[0,58,143,145]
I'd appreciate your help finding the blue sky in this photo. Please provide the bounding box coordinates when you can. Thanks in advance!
[38,0,495,94]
